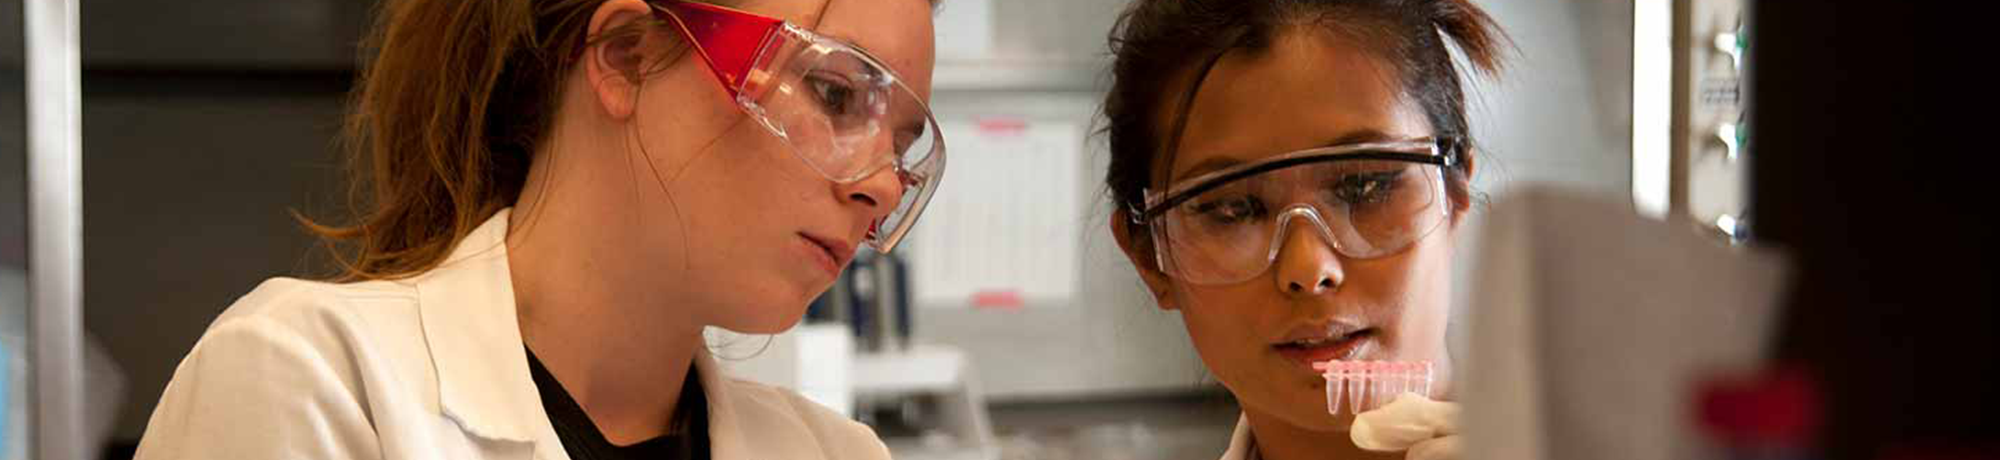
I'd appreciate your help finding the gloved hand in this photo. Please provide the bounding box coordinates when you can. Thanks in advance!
[1402,434,1460,460]
[1349,393,1461,460]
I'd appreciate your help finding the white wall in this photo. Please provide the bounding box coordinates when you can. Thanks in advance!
[1451,0,1634,355]
[1468,0,1634,199]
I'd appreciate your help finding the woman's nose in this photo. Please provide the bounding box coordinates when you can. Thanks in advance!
[1272,213,1346,296]
[835,162,905,221]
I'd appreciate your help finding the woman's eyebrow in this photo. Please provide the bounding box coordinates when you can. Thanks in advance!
[1176,128,1403,178]
[1179,157,1242,180]
[1319,128,1397,148]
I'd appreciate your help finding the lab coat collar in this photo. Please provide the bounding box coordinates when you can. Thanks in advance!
[414,209,544,443]
[410,209,760,458]
[691,345,752,457]
[1220,414,1257,460]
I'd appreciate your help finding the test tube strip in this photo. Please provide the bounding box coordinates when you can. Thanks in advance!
[1319,360,1434,416]
[1390,362,1408,399]
[1418,361,1434,398]
[1320,361,1343,415]
[1349,362,1367,414]
[1364,362,1384,411]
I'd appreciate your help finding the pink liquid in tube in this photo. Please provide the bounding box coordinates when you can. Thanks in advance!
[1314,360,1433,416]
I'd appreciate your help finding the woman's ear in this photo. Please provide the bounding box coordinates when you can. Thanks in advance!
[584,0,659,120]
[1111,210,1180,311]
[1450,147,1479,224]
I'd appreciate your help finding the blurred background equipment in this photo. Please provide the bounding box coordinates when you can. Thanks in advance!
[1459,186,1789,460]
[1746,1,1994,457]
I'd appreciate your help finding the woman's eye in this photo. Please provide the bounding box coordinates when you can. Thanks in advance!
[806,74,858,117]
[1189,197,1265,224]
[1332,171,1403,205]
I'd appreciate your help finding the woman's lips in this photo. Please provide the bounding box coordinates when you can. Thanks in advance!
[1273,329,1376,373]
[797,234,842,276]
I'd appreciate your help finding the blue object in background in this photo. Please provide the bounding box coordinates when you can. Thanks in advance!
[1,339,10,455]
[886,254,912,350]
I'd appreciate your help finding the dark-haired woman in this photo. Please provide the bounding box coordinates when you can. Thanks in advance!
[1100,1,1509,458]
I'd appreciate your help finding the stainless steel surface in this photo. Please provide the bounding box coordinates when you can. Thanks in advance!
[868,256,903,353]
[24,0,83,458]
[1633,0,1672,218]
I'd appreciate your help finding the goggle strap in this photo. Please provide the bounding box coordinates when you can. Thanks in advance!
[656,1,784,99]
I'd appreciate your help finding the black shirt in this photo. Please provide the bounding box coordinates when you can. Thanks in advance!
[526,350,711,460]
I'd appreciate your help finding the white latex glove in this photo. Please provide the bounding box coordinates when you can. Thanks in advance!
[1403,434,1461,460]
[1350,393,1462,460]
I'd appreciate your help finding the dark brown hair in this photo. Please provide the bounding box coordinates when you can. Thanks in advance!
[1103,0,1510,247]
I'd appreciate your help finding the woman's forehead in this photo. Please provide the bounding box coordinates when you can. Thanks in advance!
[758,0,936,97]
[1164,30,1430,181]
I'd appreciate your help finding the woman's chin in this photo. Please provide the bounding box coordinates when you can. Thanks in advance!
[1288,406,1355,433]
[719,305,809,335]
[1248,386,1358,433]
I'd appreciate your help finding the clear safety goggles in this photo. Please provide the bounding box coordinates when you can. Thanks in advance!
[651,0,946,252]
[1132,139,1459,285]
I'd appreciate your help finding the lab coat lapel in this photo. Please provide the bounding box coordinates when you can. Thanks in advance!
[697,348,833,460]
[695,349,753,459]
[1220,414,1257,460]
[413,209,560,459]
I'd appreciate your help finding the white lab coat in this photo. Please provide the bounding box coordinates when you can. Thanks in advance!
[134,209,891,460]
[1219,415,1257,460]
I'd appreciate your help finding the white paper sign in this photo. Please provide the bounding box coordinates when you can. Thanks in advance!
[905,117,1083,309]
